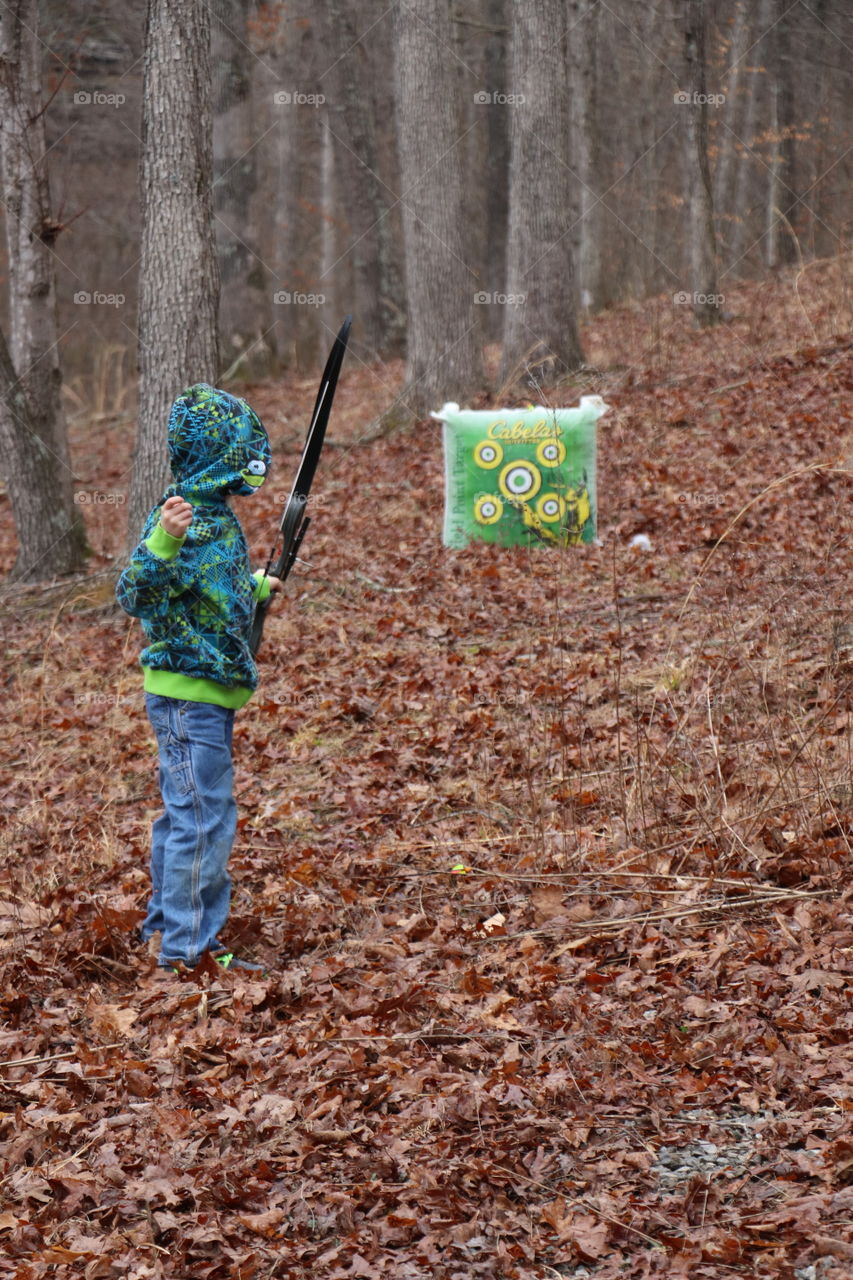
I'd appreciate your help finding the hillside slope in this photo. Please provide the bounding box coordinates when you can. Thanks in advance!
[0,264,851,1278]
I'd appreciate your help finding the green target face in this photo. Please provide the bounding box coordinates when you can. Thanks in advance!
[439,402,604,549]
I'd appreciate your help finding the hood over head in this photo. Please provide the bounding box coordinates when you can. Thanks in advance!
[167,383,271,500]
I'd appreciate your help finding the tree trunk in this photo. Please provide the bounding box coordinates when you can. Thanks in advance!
[394,0,484,416]
[270,11,324,372]
[766,0,798,268]
[765,67,782,270]
[500,0,584,385]
[319,118,338,319]
[454,0,508,343]
[130,0,220,539]
[483,0,510,338]
[567,0,601,312]
[318,0,405,360]
[729,0,771,272]
[593,1,664,305]
[0,0,87,580]
[803,0,831,260]
[212,0,271,377]
[713,0,749,248]
[682,0,720,326]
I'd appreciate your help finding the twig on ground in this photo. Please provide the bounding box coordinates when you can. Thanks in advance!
[0,1044,122,1072]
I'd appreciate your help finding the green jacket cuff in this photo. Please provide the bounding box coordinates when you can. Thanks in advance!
[146,522,186,561]
[253,570,272,602]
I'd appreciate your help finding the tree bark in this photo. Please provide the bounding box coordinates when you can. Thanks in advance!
[270,10,324,371]
[802,0,832,260]
[682,0,720,326]
[713,0,749,252]
[212,0,271,376]
[0,0,87,580]
[482,0,510,337]
[729,0,770,271]
[319,117,338,320]
[318,0,405,360]
[394,0,484,416]
[500,0,584,385]
[130,0,220,539]
[766,0,798,268]
[453,0,508,343]
[567,0,601,312]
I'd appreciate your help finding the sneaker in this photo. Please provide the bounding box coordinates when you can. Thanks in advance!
[211,949,266,974]
[155,951,267,978]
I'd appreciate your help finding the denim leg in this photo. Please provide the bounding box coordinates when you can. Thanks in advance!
[141,766,169,939]
[144,694,237,965]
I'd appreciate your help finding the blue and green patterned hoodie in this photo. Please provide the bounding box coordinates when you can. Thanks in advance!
[116,384,273,709]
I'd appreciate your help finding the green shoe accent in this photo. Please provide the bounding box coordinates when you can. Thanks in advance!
[213,950,265,974]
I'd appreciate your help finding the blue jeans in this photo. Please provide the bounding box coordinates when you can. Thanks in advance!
[143,694,237,966]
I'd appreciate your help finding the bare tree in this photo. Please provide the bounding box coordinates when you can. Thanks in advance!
[454,0,509,342]
[586,2,652,305]
[394,0,484,416]
[129,0,220,538]
[713,0,749,240]
[318,0,405,360]
[501,0,584,384]
[682,0,720,326]
[728,0,771,271]
[765,0,798,268]
[268,9,325,371]
[798,0,837,261]
[212,0,271,376]
[0,0,86,580]
[567,0,601,312]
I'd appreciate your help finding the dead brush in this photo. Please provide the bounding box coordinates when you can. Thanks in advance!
[489,366,852,893]
[62,344,136,425]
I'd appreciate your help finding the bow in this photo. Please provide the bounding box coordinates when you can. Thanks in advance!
[250,314,352,657]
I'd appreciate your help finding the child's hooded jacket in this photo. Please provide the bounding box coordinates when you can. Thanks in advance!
[117,384,273,708]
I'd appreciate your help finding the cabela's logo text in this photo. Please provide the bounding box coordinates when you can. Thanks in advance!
[487,418,562,442]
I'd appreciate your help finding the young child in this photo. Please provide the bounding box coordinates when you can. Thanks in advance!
[117,384,281,975]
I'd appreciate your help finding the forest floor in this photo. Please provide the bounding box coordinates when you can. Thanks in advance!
[0,258,852,1278]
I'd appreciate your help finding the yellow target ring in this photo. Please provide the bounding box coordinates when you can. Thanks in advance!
[536,492,565,524]
[474,494,504,525]
[536,438,566,467]
[499,460,541,503]
[474,439,503,469]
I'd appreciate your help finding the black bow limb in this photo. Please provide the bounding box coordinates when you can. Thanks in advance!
[250,314,352,658]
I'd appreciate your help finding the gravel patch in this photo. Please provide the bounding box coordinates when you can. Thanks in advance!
[651,1108,767,1189]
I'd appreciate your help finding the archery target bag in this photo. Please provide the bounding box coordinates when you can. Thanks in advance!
[433,396,608,549]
